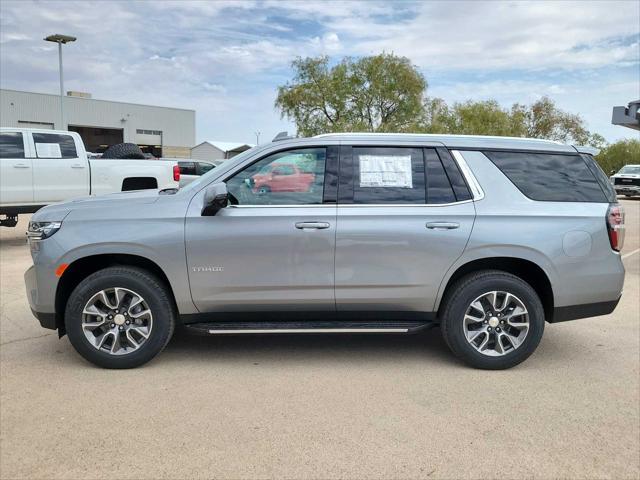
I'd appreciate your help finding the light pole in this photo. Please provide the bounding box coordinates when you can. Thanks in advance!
[254,131,261,145]
[44,34,76,130]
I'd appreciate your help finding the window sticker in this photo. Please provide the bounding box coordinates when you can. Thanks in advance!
[359,155,412,188]
[35,142,62,158]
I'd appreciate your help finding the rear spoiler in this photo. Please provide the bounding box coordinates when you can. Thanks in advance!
[574,145,600,156]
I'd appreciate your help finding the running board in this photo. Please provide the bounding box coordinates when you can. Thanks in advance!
[184,320,433,335]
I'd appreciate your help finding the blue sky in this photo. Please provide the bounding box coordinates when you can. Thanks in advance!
[1,0,638,145]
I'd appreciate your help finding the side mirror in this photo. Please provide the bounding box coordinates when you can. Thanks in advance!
[610,170,616,175]
[201,182,228,216]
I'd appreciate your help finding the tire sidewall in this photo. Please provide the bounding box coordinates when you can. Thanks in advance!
[444,274,545,369]
[65,269,174,369]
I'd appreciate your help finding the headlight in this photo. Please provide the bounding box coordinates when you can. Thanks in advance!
[27,221,62,241]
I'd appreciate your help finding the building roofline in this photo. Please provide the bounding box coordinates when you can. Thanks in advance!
[0,88,195,113]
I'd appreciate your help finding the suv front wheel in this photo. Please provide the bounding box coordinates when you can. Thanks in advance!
[440,270,545,370]
[65,266,176,369]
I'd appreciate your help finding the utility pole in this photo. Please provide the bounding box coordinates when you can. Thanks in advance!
[44,34,76,130]
[254,131,261,145]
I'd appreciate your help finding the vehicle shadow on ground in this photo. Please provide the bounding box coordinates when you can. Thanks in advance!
[161,326,458,366]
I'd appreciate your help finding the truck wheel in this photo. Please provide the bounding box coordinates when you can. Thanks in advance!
[65,266,175,368]
[101,143,145,159]
[440,270,545,370]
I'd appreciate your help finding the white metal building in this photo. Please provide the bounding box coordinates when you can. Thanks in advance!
[0,89,195,158]
[191,140,253,162]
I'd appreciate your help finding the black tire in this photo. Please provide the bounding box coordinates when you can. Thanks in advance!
[440,270,545,370]
[101,143,145,159]
[65,266,176,369]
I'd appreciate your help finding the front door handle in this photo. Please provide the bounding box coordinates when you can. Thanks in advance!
[295,222,330,230]
[71,164,85,169]
[426,222,460,230]
[13,163,30,169]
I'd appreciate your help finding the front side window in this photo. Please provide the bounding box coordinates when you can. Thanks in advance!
[0,132,25,159]
[351,147,425,204]
[226,148,326,205]
[485,151,607,202]
[32,133,78,159]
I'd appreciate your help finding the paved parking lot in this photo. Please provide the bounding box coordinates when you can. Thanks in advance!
[1,200,638,479]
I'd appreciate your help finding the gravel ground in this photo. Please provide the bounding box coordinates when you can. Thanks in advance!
[1,199,638,480]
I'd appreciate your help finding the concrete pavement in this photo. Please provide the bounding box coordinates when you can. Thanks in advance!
[1,200,638,479]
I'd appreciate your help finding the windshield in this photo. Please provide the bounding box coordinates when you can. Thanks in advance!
[179,147,258,193]
[619,165,640,175]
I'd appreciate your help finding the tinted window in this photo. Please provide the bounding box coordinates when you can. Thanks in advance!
[226,148,325,205]
[0,132,25,159]
[437,148,472,201]
[32,133,78,158]
[179,162,197,175]
[581,154,616,202]
[352,147,425,204]
[485,151,607,202]
[425,149,456,204]
[198,162,214,174]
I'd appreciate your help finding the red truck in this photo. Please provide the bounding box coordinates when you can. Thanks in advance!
[251,163,315,194]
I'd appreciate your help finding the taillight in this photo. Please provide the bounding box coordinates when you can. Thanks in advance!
[173,164,180,182]
[607,204,625,252]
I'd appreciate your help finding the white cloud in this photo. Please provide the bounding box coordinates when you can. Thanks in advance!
[0,0,638,143]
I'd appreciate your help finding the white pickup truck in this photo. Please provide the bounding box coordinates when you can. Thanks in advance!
[0,128,180,227]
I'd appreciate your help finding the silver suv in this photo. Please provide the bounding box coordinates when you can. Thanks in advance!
[24,134,625,369]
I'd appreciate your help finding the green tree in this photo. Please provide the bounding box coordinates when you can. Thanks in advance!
[422,95,603,147]
[595,139,640,174]
[275,54,426,136]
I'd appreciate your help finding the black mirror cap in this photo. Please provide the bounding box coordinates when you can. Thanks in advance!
[201,183,229,216]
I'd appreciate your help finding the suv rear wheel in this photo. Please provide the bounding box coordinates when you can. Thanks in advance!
[65,266,175,369]
[440,270,545,370]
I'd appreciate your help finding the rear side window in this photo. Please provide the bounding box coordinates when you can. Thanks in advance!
[32,133,78,159]
[484,151,607,203]
[352,147,425,204]
[581,154,616,202]
[0,132,25,159]
[425,149,457,204]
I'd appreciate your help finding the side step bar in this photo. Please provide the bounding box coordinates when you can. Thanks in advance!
[184,320,433,335]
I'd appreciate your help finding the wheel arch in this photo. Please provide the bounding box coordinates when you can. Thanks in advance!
[436,257,555,322]
[55,253,177,335]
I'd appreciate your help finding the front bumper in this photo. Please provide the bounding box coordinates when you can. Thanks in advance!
[24,265,57,330]
[614,184,640,195]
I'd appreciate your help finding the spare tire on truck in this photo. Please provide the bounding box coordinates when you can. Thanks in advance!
[101,143,146,159]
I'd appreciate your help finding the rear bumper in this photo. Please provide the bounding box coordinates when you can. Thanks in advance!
[549,297,621,323]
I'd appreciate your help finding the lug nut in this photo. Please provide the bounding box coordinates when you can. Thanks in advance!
[484,320,488,324]
[123,311,128,316]
[110,323,115,328]
[500,320,505,324]
[125,320,130,325]
[496,327,501,332]
[488,327,492,332]
[108,314,113,319]
[119,326,124,331]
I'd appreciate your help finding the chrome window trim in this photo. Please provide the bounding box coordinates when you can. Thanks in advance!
[227,200,474,208]
[451,150,485,201]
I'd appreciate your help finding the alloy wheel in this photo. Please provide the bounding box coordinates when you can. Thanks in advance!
[81,287,153,355]
[463,291,529,357]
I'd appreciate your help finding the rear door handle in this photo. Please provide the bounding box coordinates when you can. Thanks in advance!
[426,222,460,230]
[295,222,330,230]
[71,164,85,169]
[13,163,29,169]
